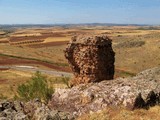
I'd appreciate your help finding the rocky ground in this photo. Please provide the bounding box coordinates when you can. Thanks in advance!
[0,67,160,120]
[0,99,71,120]
[49,67,160,118]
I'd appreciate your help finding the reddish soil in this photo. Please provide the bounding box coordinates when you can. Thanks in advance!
[0,68,9,71]
[27,41,69,48]
[10,36,45,42]
[10,33,66,42]
[40,32,65,37]
[0,56,71,72]
[0,55,135,77]
[0,79,7,84]
[65,31,87,34]
[0,40,9,43]
[0,55,135,79]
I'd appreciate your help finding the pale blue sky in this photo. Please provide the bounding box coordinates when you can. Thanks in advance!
[0,0,160,24]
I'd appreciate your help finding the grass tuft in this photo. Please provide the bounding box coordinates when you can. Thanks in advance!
[16,71,54,103]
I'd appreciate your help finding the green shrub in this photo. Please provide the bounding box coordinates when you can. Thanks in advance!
[17,71,54,103]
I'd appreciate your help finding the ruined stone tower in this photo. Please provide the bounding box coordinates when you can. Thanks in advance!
[64,35,115,86]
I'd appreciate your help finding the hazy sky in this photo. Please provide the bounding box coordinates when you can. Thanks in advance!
[0,0,160,24]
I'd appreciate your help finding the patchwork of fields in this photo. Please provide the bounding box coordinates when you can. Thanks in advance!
[0,26,160,98]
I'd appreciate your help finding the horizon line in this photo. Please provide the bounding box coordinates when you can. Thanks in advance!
[0,23,158,26]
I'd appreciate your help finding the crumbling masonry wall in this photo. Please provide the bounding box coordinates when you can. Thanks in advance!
[64,35,115,86]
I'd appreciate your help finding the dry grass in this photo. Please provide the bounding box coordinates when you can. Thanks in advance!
[113,32,160,73]
[1,27,160,74]
[0,26,160,98]
[78,106,160,120]
[0,27,160,119]
[44,36,71,43]
[0,44,67,65]
[0,69,32,98]
[10,33,41,37]
[0,31,6,35]
[0,69,69,99]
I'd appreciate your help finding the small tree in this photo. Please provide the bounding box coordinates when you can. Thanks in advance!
[17,71,54,103]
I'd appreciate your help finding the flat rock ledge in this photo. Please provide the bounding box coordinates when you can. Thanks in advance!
[49,67,160,118]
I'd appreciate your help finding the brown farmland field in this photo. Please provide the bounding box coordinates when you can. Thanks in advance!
[0,26,160,98]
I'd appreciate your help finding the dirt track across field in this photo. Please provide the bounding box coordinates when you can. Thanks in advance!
[0,65,73,77]
[10,33,66,42]
[0,55,71,72]
[27,41,69,48]
[0,54,135,78]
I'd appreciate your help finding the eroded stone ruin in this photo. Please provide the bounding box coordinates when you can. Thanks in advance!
[64,35,115,86]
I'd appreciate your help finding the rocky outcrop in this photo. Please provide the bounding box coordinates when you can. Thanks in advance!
[0,99,70,120]
[0,68,160,120]
[49,67,160,118]
[64,35,115,86]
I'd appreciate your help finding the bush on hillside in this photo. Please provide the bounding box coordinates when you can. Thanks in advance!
[115,40,145,48]
[17,71,54,103]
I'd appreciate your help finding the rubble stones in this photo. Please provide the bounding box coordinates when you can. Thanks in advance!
[64,35,115,86]
[0,100,70,120]
[0,101,28,120]
[49,67,160,118]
